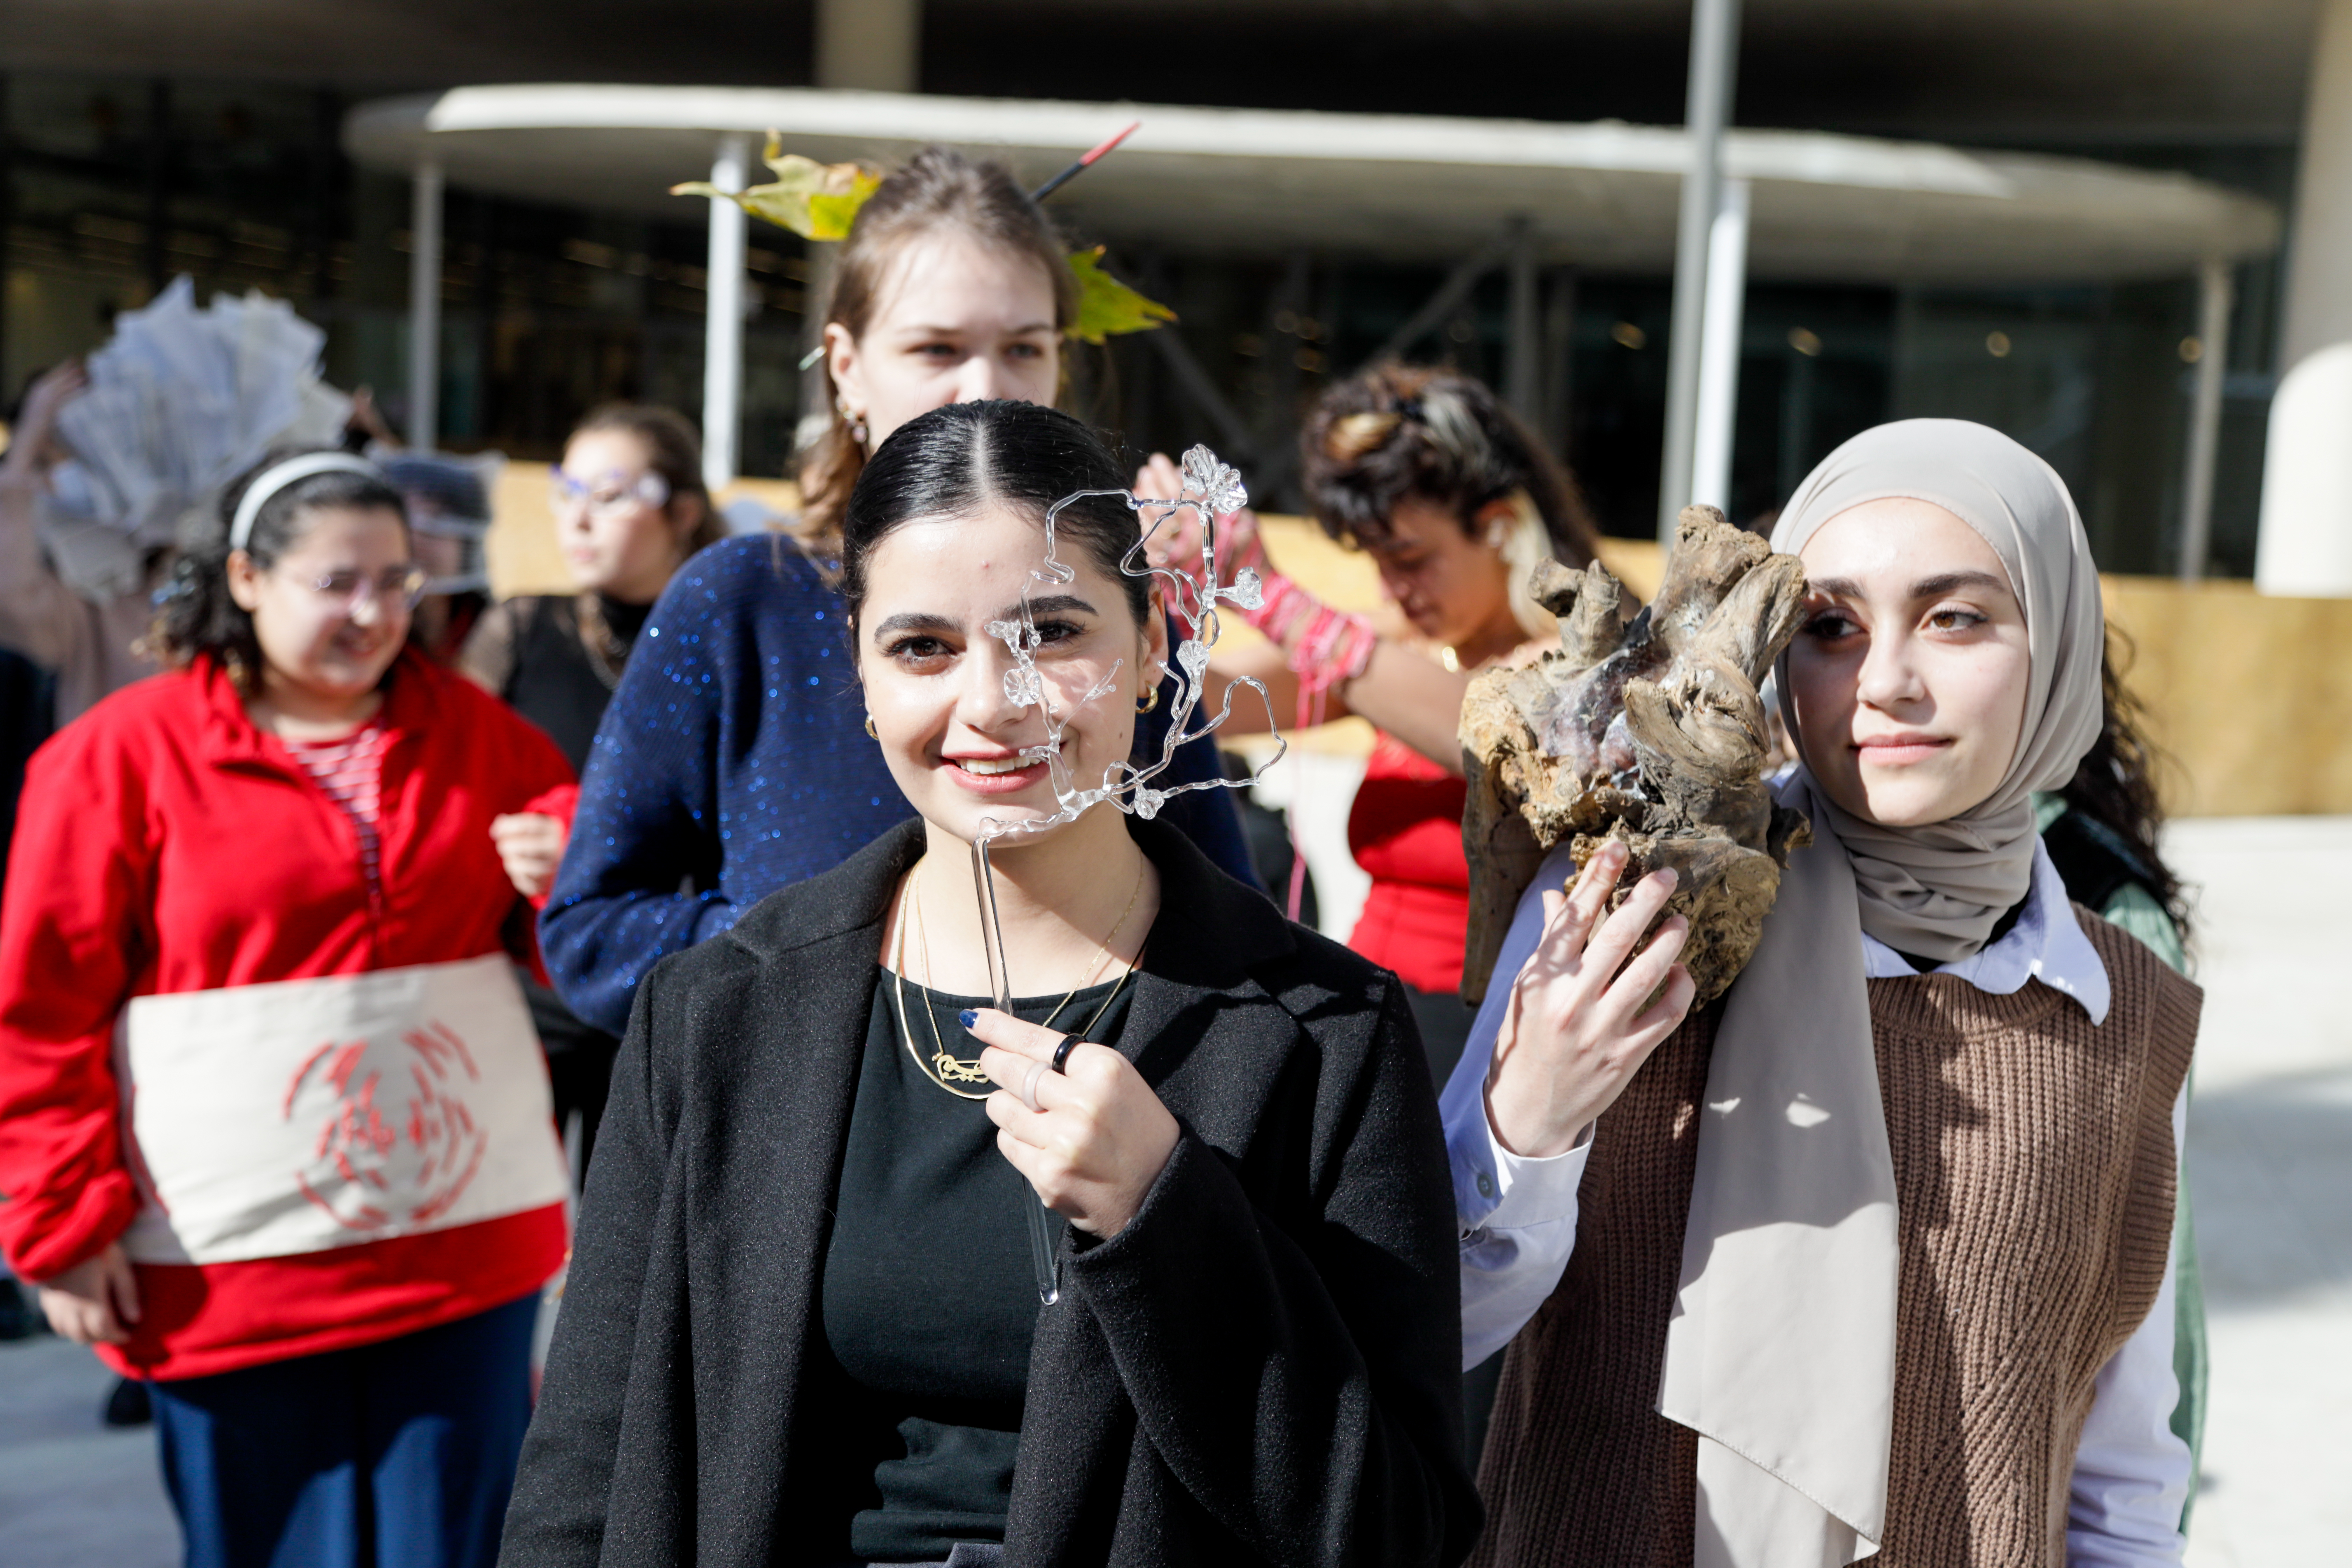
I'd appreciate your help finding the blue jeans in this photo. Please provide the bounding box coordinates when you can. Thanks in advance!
[149,1295,538,1568]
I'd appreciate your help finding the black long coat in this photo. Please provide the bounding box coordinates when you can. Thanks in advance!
[500,816,1481,1567]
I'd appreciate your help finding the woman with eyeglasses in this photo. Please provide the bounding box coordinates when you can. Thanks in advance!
[0,450,578,1568]
[460,405,723,1175]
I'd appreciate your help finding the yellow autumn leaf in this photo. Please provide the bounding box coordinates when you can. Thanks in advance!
[1065,247,1177,344]
[672,142,879,241]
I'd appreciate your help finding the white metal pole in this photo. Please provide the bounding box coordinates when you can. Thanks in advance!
[702,133,751,493]
[2178,259,2234,583]
[407,160,442,454]
[1659,0,1742,540]
[1690,178,1751,512]
[1505,216,1540,421]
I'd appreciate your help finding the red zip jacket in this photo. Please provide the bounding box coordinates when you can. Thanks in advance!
[0,650,575,1379]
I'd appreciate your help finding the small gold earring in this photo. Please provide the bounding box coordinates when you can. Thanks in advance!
[864,714,878,738]
[1136,686,1160,714]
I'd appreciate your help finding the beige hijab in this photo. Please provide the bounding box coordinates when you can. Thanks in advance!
[1657,419,2105,1565]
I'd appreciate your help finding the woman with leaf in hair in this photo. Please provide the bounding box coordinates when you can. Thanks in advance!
[541,145,1254,1041]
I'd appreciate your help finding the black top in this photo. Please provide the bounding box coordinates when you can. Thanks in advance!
[2041,805,2165,916]
[501,815,1480,1568]
[477,593,646,1057]
[820,972,1129,1562]
[502,593,651,774]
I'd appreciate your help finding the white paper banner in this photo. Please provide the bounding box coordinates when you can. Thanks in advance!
[117,955,569,1265]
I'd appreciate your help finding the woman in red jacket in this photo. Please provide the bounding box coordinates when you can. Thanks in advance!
[0,451,575,1568]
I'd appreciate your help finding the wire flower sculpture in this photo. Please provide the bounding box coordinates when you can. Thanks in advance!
[968,444,1285,1301]
[974,443,1281,846]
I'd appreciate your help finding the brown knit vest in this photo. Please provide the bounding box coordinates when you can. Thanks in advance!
[1472,909,2200,1568]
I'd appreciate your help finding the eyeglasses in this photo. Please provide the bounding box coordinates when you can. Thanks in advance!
[550,469,671,521]
[295,565,431,612]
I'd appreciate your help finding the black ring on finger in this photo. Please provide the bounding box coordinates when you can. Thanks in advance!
[1051,1034,1083,1074]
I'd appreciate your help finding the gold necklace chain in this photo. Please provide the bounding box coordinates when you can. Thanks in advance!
[888,862,1146,1100]
[929,862,1145,1031]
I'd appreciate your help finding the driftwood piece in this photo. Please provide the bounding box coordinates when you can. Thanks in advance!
[1459,506,1812,1007]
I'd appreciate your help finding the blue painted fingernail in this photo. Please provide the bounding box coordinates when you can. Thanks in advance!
[958,1009,978,1028]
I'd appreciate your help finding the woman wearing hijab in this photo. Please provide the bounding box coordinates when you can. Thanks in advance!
[1446,420,2201,1564]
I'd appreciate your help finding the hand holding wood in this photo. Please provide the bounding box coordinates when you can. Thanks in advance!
[1485,840,1698,1159]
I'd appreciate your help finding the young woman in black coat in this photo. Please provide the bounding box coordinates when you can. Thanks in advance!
[500,400,1482,1568]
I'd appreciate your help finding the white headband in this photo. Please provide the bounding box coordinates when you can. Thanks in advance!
[229,453,386,552]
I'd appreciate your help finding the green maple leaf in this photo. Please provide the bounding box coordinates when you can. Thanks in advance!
[673,138,879,240]
[1065,246,1177,344]
[672,144,1173,346]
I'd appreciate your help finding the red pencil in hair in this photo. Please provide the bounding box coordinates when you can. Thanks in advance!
[1030,121,1141,202]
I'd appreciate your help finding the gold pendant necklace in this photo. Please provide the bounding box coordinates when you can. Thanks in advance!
[887,863,1146,1100]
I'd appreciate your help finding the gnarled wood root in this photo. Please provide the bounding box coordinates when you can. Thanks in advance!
[1460,506,1812,1008]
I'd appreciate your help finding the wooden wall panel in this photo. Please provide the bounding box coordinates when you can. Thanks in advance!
[489,485,2348,816]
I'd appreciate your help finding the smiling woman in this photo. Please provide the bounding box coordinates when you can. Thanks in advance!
[0,449,578,1568]
[502,400,1483,1568]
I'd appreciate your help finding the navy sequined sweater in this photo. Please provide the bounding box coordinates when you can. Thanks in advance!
[540,534,1258,1036]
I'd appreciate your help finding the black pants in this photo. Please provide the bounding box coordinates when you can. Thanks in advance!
[525,977,620,1186]
[1404,984,1506,1469]
[1404,984,1477,1094]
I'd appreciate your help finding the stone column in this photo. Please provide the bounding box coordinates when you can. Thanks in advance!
[2257,0,2352,594]
[798,0,922,448]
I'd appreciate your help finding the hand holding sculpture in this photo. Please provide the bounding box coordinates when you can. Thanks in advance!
[968,1007,1181,1238]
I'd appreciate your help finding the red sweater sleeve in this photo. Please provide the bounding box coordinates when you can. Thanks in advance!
[0,716,153,1281]
[526,783,579,835]
[474,693,578,969]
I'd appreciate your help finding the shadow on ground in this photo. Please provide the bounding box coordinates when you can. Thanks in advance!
[2188,1064,2352,1309]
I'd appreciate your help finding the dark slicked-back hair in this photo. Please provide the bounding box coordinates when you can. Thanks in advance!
[841,400,1147,629]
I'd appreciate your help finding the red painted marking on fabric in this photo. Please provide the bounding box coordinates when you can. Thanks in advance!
[283,1042,335,1119]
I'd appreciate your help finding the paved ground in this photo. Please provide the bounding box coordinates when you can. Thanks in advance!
[1,813,2345,1563]
[0,1332,177,1566]
[2166,818,2352,1566]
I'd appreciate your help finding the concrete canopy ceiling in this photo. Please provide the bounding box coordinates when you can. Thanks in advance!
[343,84,2280,284]
[0,0,2322,140]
